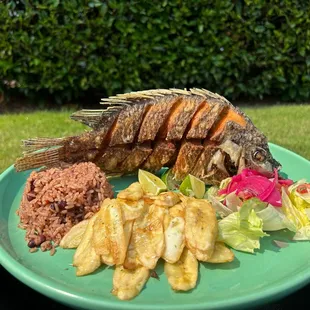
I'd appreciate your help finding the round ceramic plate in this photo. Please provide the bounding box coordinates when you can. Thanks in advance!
[0,143,309,310]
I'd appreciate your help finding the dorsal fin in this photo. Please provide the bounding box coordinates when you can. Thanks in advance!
[71,88,232,130]
[70,106,122,129]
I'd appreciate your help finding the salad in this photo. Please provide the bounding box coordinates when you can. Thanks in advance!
[162,167,310,254]
[203,169,310,253]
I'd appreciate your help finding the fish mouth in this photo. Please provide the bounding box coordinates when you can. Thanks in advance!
[254,158,282,178]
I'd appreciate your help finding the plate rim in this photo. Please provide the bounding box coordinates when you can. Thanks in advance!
[0,142,309,310]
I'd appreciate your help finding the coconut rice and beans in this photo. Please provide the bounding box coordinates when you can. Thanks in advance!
[17,162,114,255]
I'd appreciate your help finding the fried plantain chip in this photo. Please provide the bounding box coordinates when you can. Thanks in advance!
[93,199,127,265]
[135,204,165,269]
[123,221,140,270]
[164,247,198,291]
[93,200,114,265]
[117,182,144,201]
[162,204,185,264]
[123,220,134,253]
[117,198,145,222]
[111,265,150,300]
[184,198,218,261]
[153,191,181,207]
[60,219,89,249]
[206,242,234,263]
[73,213,101,276]
[105,200,127,265]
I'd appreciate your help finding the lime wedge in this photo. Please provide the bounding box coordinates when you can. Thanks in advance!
[179,174,206,199]
[138,169,167,195]
[161,169,181,191]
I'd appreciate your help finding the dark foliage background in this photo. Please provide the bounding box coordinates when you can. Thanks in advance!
[1,0,310,105]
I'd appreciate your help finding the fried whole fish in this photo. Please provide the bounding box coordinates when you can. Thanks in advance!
[14,88,281,185]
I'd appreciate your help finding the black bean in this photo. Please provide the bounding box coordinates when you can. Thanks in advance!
[30,181,35,191]
[50,203,55,210]
[58,200,67,209]
[40,235,46,244]
[28,239,36,248]
[27,192,35,202]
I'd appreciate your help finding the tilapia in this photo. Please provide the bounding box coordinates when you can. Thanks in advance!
[14,88,281,185]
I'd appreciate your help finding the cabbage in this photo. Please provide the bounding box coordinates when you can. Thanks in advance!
[219,169,284,207]
[218,201,268,253]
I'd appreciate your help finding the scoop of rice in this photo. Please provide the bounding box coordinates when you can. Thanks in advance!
[17,162,114,254]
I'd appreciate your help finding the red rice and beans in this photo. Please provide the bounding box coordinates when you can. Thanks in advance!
[17,162,114,255]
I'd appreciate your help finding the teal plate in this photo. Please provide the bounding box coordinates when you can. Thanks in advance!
[0,143,309,310]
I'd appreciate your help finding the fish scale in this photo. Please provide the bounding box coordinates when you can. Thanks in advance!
[14,88,281,185]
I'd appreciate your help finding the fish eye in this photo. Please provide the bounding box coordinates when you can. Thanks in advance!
[253,149,266,162]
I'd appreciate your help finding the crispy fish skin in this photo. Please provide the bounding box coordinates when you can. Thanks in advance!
[97,146,131,172]
[185,100,225,139]
[117,143,152,173]
[159,95,204,141]
[142,140,176,172]
[15,88,281,184]
[109,104,147,146]
[172,140,204,181]
[138,96,178,142]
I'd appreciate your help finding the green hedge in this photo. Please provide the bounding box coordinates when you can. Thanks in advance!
[1,0,310,104]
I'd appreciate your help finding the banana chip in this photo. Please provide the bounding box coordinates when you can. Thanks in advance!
[106,200,127,265]
[117,182,144,201]
[93,200,114,265]
[135,204,165,269]
[153,191,181,207]
[184,198,218,261]
[206,242,234,263]
[112,265,150,300]
[117,199,145,222]
[164,247,198,291]
[162,204,185,264]
[65,183,233,301]
[73,213,101,276]
[60,219,89,249]
[123,223,140,270]
[93,199,127,265]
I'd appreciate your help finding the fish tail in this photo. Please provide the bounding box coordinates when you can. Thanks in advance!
[22,137,70,154]
[14,147,64,172]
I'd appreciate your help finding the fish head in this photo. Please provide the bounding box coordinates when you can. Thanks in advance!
[241,143,282,177]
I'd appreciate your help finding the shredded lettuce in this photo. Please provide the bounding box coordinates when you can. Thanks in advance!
[218,201,268,253]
